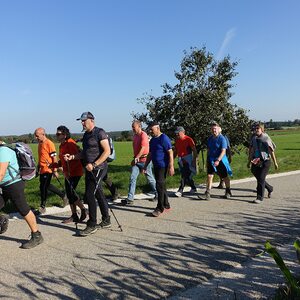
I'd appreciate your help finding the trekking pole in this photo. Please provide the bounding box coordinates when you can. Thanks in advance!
[45,159,65,190]
[91,169,123,232]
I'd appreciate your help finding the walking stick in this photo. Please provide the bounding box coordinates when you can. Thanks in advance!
[91,168,123,232]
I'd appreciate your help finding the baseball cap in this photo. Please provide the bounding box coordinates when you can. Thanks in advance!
[175,126,185,134]
[76,111,95,121]
[147,121,160,129]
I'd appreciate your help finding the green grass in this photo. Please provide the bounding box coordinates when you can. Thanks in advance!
[3,129,300,213]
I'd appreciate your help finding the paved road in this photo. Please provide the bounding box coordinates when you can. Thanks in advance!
[1,171,300,299]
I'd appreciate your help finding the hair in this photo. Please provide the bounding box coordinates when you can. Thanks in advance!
[132,120,142,127]
[256,122,265,131]
[57,125,71,140]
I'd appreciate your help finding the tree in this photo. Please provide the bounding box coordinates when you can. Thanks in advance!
[133,47,252,154]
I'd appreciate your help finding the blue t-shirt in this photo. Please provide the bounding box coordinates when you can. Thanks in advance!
[150,134,172,168]
[207,134,227,160]
[0,146,21,186]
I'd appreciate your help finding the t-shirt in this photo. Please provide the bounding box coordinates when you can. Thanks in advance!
[133,131,149,162]
[150,133,172,168]
[0,146,21,186]
[207,134,227,160]
[59,138,83,177]
[38,138,57,174]
[82,126,108,166]
[175,135,195,157]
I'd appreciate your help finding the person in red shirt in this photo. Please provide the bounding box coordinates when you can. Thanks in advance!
[173,126,198,197]
[56,126,87,223]
[121,120,157,205]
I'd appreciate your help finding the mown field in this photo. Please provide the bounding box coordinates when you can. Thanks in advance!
[3,129,300,213]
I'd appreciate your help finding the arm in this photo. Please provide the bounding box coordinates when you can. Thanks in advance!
[270,148,279,170]
[143,152,152,172]
[214,148,226,167]
[247,146,254,168]
[168,149,175,176]
[86,139,110,172]
[191,145,197,167]
[133,145,146,165]
[0,162,9,182]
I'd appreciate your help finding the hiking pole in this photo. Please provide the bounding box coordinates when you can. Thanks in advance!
[45,159,65,190]
[91,169,123,232]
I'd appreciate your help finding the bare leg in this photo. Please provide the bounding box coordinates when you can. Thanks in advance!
[23,210,38,233]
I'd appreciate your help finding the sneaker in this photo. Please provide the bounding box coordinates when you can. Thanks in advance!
[174,190,183,197]
[190,188,197,194]
[224,188,232,199]
[96,216,111,229]
[147,192,157,202]
[0,214,9,234]
[36,207,46,215]
[79,225,98,236]
[152,208,162,217]
[198,191,211,200]
[62,213,79,224]
[62,195,69,208]
[253,199,263,204]
[268,190,273,198]
[79,209,87,222]
[121,199,134,206]
[20,231,44,249]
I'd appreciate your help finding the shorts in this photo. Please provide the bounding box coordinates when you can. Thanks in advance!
[0,180,30,217]
[207,160,228,179]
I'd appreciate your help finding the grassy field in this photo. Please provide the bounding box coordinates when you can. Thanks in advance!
[3,129,300,213]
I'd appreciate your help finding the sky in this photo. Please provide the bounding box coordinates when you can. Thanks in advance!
[0,0,299,135]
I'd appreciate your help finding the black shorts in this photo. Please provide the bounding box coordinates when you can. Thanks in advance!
[0,180,30,217]
[207,160,228,179]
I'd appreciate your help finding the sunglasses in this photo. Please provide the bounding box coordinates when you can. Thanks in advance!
[56,132,64,136]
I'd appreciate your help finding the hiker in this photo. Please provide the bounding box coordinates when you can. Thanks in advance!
[198,122,232,200]
[217,129,232,189]
[248,122,278,204]
[0,142,44,249]
[64,112,111,236]
[34,127,68,214]
[122,120,157,206]
[143,122,174,217]
[173,126,197,197]
[55,126,87,223]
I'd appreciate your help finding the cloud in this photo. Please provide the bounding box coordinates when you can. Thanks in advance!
[217,28,237,60]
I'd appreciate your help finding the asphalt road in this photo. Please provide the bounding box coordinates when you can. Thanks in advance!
[1,171,300,299]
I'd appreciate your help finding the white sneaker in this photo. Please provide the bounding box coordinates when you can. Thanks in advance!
[253,199,263,204]
[190,188,197,194]
[174,191,183,197]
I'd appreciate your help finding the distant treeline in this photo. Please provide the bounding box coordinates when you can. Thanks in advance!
[265,119,300,130]
[0,130,133,144]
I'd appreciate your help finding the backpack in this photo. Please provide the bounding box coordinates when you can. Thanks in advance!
[1,142,36,183]
[92,127,116,163]
[107,136,116,163]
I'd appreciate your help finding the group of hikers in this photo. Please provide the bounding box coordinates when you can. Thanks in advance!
[0,111,278,249]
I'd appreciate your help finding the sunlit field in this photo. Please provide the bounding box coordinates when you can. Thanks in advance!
[3,129,300,213]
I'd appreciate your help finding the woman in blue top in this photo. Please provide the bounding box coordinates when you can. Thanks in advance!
[0,142,44,249]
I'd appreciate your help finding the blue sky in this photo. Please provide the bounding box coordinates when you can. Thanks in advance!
[0,0,299,135]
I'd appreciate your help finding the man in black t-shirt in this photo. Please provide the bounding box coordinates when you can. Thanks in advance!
[65,111,111,236]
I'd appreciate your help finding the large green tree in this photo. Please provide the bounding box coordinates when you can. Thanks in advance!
[133,47,252,153]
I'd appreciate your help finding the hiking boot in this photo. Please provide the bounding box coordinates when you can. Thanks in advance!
[62,213,79,224]
[198,191,211,200]
[163,207,171,213]
[79,209,87,222]
[121,199,134,206]
[96,216,111,229]
[224,188,232,199]
[0,214,9,234]
[21,231,44,249]
[152,208,163,217]
[79,225,98,236]
[174,190,183,197]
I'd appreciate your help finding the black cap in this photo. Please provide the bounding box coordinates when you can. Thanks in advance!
[147,121,160,129]
[76,111,95,121]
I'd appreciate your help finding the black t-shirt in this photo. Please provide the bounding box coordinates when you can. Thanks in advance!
[82,127,108,166]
